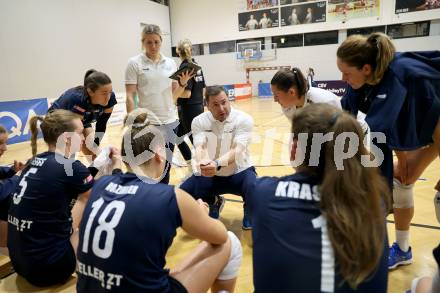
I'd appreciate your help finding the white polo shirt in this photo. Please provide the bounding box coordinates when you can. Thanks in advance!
[281,87,370,141]
[192,107,253,176]
[282,87,341,120]
[125,53,178,125]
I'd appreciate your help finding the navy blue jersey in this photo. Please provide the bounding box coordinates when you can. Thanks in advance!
[49,87,117,128]
[176,59,206,106]
[0,176,19,202]
[341,51,440,186]
[248,172,388,293]
[341,51,440,151]
[76,172,182,293]
[0,166,16,180]
[7,152,93,266]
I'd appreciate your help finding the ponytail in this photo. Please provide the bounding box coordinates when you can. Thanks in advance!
[30,110,80,156]
[291,103,391,288]
[30,116,44,156]
[74,69,112,95]
[122,109,164,167]
[337,32,395,85]
[270,67,308,97]
[176,39,193,61]
[367,33,395,84]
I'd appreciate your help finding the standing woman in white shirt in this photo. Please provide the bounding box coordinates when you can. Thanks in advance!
[125,24,194,184]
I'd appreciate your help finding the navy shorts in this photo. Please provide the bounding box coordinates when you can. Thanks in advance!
[180,167,257,205]
[169,276,188,293]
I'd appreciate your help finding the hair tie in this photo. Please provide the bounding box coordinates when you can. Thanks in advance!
[132,120,150,128]
[36,119,42,130]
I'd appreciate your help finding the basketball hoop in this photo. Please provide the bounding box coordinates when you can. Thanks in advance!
[243,48,254,62]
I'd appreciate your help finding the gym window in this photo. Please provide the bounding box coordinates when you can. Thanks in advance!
[304,30,338,46]
[387,21,430,39]
[347,26,386,37]
[209,40,236,54]
[272,34,303,48]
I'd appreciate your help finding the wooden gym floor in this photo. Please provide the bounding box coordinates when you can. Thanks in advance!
[0,98,439,292]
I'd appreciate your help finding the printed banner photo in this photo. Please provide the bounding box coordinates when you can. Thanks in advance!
[280,2,326,26]
[395,0,440,14]
[0,98,48,144]
[239,8,280,31]
[280,0,320,5]
[241,0,279,11]
[327,0,380,22]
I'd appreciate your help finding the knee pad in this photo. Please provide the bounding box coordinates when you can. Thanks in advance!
[393,178,414,209]
[218,231,243,281]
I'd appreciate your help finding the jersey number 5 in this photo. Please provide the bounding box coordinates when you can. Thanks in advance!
[82,198,125,259]
[13,167,38,205]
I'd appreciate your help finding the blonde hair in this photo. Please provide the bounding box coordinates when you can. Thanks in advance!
[141,24,162,42]
[122,110,165,167]
[30,110,81,156]
[337,32,395,85]
[176,39,193,61]
[291,103,390,288]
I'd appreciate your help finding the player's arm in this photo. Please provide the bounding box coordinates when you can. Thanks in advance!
[215,143,245,168]
[191,118,211,164]
[175,187,227,245]
[0,176,19,202]
[82,126,99,159]
[71,189,91,230]
[94,107,113,146]
[125,84,137,114]
[217,115,253,168]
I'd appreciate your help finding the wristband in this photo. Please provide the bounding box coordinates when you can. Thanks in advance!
[214,160,221,171]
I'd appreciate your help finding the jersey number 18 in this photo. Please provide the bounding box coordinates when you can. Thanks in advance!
[81,198,125,259]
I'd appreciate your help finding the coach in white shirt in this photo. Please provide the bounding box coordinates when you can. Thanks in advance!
[125,24,193,184]
[180,85,257,230]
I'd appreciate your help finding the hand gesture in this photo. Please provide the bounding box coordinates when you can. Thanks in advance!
[200,160,216,177]
[12,160,25,172]
[177,69,195,87]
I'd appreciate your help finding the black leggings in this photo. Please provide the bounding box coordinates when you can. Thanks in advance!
[177,103,204,161]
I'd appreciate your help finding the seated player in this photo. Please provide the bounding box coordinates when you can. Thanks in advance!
[249,103,390,292]
[7,110,94,287]
[76,109,242,293]
[0,125,24,251]
[0,125,24,180]
[0,125,23,202]
[180,85,256,229]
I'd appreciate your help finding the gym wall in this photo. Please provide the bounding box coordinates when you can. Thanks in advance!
[169,0,440,85]
[0,0,171,102]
